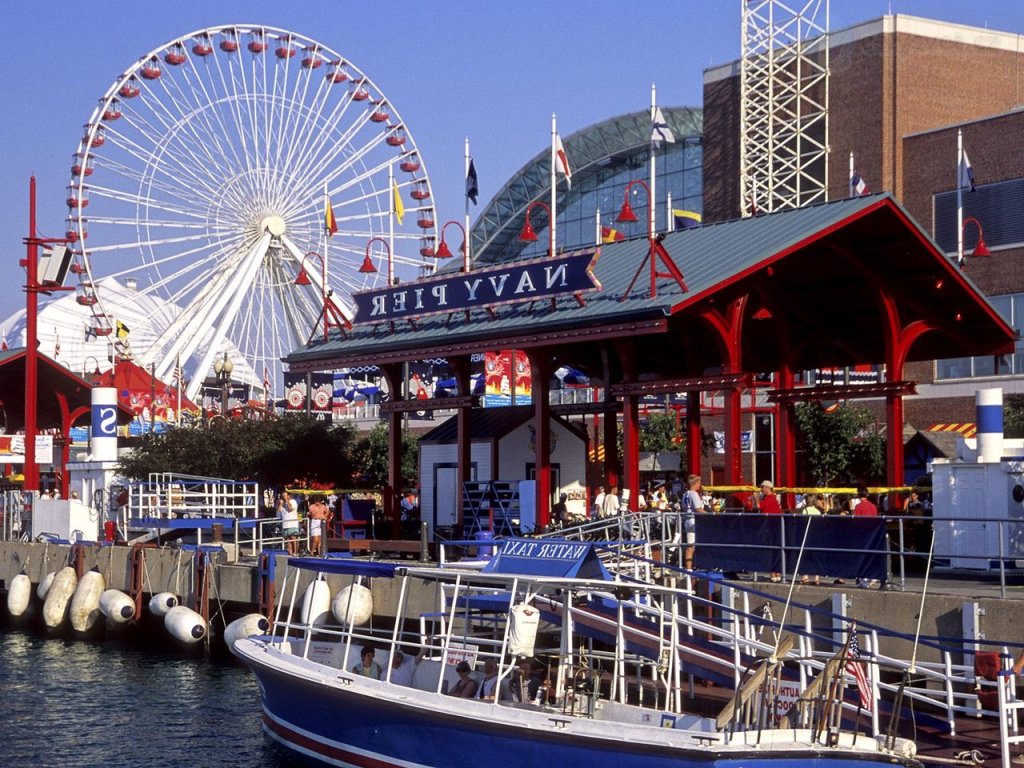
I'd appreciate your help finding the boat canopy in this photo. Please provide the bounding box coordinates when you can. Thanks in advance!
[287,556,400,578]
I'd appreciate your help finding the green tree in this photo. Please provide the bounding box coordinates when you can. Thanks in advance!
[639,412,684,453]
[117,416,358,490]
[350,421,419,489]
[1005,394,1024,438]
[794,402,885,487]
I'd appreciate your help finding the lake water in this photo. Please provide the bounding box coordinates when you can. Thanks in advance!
[0,623,306,768]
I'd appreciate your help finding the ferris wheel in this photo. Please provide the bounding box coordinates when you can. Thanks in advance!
[66,25,438,402]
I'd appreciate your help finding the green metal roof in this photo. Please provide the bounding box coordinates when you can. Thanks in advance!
[286,193,1014,373]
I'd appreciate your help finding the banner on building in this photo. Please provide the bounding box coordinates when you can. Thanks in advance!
[483,350,532,407]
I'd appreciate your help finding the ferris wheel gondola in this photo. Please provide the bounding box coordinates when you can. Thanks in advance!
[68,24,438,401]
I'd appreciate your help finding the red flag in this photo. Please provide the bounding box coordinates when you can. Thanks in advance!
[554,133,572,189]
[325,197,338,236]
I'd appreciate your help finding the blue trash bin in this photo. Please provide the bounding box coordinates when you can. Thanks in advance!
[474,530,495,559]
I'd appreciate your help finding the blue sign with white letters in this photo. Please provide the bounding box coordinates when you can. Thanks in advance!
[92,404,118,438]
[351,250,600,324]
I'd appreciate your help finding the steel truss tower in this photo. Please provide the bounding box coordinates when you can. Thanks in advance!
[740,0,830,216]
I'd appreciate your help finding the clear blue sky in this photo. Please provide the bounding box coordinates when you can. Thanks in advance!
[1,1,1020,323]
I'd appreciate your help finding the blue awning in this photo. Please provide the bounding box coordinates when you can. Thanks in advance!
[286,556,400,578]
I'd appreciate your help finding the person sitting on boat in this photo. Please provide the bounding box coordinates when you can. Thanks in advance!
[510,659,542,703]
[448,661,478,698]
[388,647,426,686]
[352,646,382,679]
[477,659,500,700]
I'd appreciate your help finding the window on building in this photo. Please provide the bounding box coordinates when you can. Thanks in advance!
[935,291,1023,380]
[934,178,1024,255]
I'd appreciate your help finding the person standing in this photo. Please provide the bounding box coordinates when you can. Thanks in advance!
[681,474,705,571]
[280,491,299,555]
[758,480,782,514]
[308,496,330,556]
[602,485,621,518]
[853,487,878,517]
[592,485,605,518]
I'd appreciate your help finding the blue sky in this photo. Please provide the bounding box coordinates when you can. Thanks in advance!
[1,0,1021,323]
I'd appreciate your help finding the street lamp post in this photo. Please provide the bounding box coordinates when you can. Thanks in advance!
[214,352,234,416]
[617,179,688,300]
[22,177,73,505]
[294,250,351,340]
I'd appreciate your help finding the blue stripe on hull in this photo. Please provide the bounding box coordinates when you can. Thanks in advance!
[251,664,919,768]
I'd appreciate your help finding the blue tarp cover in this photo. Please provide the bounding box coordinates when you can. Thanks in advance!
[695,515,889,580]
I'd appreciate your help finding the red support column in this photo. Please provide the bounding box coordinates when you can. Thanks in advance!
[602,402,618,490]
[878,289,935,493]
[452,357,473,533]
[613,341,639,510]
[723,387,743,485]
[529,355,552,529]
[700,297,748,487]
[774,365,797,507]
[23,177,40,497]
[380,364,404,539]
[686,390,701,477]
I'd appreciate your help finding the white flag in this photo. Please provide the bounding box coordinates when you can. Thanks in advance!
[554,133,572,189]
[651,106,675,147]
[958,149,975,192]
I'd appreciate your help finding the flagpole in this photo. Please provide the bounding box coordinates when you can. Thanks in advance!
[550,114,558,258]
[957,129,964,266]
[595,208,601,246]
[649,84,657,236]
[388,164,396,284]
[464,137,471,273]
[175,352,181,427]
[666,192,673,232]
[849,152,855,198]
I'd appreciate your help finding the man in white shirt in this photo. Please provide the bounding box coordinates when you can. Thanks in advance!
[602,486,621,518]
[388,647,425,687]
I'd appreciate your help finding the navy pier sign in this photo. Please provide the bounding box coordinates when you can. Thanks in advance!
[352,250,600,324]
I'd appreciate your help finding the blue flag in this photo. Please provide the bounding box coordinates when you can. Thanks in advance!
[466,159,479,205]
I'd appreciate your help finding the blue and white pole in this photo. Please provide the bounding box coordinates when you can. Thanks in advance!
[976,387,1004,464]
[91,387,119,462]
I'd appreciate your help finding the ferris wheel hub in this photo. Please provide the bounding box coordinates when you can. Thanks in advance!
[261,215,286,237]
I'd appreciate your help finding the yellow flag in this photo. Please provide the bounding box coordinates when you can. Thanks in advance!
[392,181,405,225]
[115,320,130,343]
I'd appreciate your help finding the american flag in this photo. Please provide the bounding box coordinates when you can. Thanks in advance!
[847,623,873,711]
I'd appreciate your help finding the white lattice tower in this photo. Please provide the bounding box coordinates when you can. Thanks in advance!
[740,0,830,216]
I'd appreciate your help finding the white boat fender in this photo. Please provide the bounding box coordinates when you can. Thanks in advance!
[99,589,136,623]
[301,577,332,627]
[224,613,270,648]
[149,592,179,617]
[37,571,56,600]
[165,605,207,643]
[42,566,78,629]
[508,603,540,658]
[332,583,372,627]
[6,572,31,617]
[70,568,106,633]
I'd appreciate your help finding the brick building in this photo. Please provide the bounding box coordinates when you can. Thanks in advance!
[702,14,1024,466]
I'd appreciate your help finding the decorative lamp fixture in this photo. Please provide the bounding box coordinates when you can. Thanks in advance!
[294,265,312,285]
[358,253,377,273]
[518,201,552,258]
[962,217,990,257]
[616,195,640,223]
[364,237,392,282]
[434,237,454,259]
[435,220,466,262]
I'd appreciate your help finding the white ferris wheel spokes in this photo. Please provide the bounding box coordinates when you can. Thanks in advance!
[68,25,438,402]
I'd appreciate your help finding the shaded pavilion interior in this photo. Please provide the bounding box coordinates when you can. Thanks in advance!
[286,193,1015,530]
[0,350,133,495]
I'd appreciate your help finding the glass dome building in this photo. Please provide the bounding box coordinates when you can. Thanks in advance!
[469,107,703,265]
